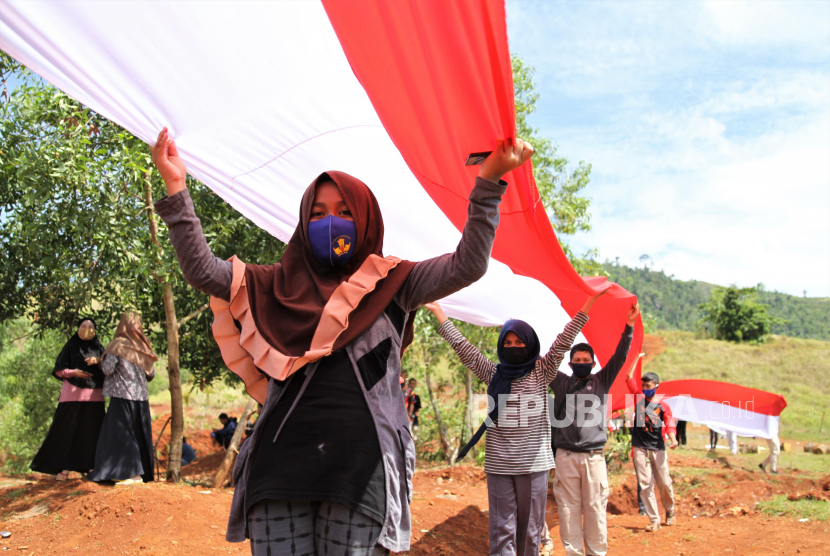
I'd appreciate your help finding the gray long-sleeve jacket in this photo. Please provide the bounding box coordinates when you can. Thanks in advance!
[549,324,633,453]
[154,176,506,552]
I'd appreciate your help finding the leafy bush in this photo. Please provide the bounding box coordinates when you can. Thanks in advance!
[414,389,467,463]
[605,432,632,467]
[0,319,64,473]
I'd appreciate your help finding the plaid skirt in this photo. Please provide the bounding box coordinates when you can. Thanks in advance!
[248,500,389,556]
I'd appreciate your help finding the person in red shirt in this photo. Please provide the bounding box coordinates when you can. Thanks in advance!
[625,362,678,532]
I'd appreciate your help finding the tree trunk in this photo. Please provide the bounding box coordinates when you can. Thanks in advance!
[142,175,183,483]
[424,369,456,466]
[468,334,490,459]
[162,283,184,482]
[214,397,258,488]
[464,366,477,458]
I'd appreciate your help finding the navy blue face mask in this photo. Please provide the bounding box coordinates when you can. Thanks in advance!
[571,362,594,379]
[643,387,657,398]
[308,215,357,266]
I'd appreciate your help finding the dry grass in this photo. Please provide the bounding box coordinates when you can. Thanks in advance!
[646,331,830,442]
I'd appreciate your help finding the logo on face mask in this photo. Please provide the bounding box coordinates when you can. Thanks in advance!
[308,215,356,266]
[332,236,351,257]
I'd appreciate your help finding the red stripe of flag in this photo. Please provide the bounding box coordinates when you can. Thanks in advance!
[660,379,787,416]
[323,0,643,401]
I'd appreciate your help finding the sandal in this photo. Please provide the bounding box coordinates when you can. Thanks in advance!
[56,471,69,481]
[666,510,676,526]
[645,521,661,532]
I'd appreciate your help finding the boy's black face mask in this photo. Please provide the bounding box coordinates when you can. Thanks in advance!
[501,346,529,365]
[571,362,593,378]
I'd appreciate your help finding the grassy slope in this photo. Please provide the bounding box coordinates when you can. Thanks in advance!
[646,331,830,442]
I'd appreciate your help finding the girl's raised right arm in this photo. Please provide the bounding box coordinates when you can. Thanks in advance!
[151,128,232,302]
[425,303,496,384]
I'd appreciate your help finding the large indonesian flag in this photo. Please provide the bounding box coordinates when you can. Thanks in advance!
[0,0,643,395]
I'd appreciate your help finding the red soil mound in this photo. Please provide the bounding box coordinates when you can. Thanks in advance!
[0,479,242,555]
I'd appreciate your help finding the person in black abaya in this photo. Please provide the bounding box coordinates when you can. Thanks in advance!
[31,318,106,480]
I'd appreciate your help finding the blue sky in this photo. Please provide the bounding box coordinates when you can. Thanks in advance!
[506,0,830,297]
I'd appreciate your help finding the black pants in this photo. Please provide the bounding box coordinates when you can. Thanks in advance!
[709,429,719,449]
[676,421,687,446]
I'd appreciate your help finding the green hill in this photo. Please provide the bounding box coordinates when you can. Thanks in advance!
[647,331,830,442]
[603,263,830,341]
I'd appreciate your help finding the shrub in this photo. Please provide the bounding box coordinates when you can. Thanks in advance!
[0,319,64,473]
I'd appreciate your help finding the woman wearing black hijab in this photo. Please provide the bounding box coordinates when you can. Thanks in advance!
[425,292,605,556]
[31,318,106,479]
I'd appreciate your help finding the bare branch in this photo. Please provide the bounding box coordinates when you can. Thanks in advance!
[177,302,210,329]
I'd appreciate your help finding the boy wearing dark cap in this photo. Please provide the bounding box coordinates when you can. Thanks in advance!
[625,364,678,532]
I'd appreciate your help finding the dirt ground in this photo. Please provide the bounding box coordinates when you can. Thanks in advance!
[150,414,231,484]
[641,334,666,366]
[2,446,829,556]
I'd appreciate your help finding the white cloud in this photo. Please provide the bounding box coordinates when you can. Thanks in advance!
[506,0,830,297]
[702,0,830,53]
[698,69,830,115]
[570,112,830,295]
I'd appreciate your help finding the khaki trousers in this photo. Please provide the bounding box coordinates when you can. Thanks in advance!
[632,446,674,523]
[762,436,780,472]
[552,450,609,556]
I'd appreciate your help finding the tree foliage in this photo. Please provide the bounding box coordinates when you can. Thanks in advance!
[0,53,284,387]
[699,286,786,343]
[753,288,830,342]
[603,262,716,332]
[0,53,284,479]
[604,262,829,341]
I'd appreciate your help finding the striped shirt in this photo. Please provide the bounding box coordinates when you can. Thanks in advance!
[438,312,589,475]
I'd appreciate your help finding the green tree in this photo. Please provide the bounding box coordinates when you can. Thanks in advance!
[699,285,786,343]
[408,308,459,466]
[512,56,602,276]
[0,54,283,480]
